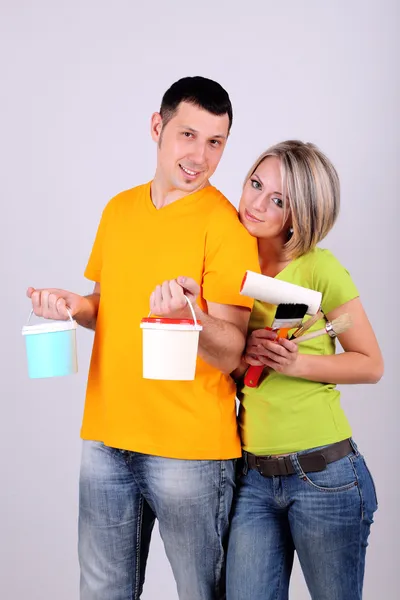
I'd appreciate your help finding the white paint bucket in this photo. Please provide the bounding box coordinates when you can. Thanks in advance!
[140,298,202,381]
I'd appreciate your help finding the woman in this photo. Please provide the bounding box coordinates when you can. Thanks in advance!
[226,140,383,600]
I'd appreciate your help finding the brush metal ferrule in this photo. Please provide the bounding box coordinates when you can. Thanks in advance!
[326,321,336,338]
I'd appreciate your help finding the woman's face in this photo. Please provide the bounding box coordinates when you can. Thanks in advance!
[239,156,291,241]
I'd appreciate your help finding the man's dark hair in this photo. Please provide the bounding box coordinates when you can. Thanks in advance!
[160,76,233,132]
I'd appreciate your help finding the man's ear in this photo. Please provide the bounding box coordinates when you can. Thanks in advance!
[151,112,163,143]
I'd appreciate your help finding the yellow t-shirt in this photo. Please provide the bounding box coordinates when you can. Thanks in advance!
[238,248,359,455]
[82,182,259,459]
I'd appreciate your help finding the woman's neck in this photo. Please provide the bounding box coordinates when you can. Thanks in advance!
[258,237,291,278]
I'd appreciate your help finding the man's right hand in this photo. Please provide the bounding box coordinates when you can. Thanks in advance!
[26,287,85,320]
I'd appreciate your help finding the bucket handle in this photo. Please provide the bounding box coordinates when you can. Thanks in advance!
[26,307,74,325]
[147,296,200,327]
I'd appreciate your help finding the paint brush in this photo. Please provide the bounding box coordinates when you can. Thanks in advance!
[293,313,352,344]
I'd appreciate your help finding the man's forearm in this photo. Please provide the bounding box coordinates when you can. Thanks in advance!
[75,293,100,331]
[194,306,246,374]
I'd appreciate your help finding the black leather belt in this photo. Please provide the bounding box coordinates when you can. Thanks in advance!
[244,439,353,477]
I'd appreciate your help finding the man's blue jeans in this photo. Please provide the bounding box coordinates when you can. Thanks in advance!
[79,441,235,600]
[226,440,378,600]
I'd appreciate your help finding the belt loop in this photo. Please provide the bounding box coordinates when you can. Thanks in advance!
[349,438,359,456]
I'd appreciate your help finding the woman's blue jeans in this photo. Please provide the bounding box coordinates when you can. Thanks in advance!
[226,440,378,600]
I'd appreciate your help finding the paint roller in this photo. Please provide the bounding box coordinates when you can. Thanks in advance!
[240,271,322,315]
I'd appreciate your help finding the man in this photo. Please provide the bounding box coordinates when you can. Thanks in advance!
[27,76,259,600]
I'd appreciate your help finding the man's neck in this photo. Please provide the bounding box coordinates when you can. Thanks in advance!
[150,171,210,209]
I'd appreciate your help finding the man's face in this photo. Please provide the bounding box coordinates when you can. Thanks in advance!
[151,101,230,194]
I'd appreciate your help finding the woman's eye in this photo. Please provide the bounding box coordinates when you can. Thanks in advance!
[273,197,283,208]
[183,132,193,138]
[250,179,261,190]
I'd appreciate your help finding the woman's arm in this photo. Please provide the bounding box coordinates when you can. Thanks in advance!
[292,297,383,384]
[246,297,384,385]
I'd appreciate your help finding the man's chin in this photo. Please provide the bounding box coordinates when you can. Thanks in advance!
[174,177,207,193]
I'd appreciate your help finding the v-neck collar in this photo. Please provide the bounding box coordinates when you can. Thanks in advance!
[144,181,211,215]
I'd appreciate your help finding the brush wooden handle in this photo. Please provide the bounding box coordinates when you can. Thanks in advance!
[244,328,290,388]
[291,310,324,338]
[293,328,326,344]
[293,313,352,345]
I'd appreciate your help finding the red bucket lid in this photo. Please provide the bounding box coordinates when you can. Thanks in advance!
[141,317,202,325]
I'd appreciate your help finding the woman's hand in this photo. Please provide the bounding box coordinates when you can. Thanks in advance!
[244,328,300,376]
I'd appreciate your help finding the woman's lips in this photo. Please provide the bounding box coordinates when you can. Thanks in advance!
[244,209,264,223]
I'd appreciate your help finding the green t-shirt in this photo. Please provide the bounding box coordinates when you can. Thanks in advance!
[238,248,359,455]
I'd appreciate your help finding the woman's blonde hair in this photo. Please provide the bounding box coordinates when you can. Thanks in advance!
[244,140,340,259]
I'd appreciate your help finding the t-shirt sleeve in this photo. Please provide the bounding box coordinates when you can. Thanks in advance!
[84,201,113,283]
[202,201,260,309]
[313,249,359,314]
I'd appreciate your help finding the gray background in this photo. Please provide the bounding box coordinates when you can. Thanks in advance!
[1,1,398,598]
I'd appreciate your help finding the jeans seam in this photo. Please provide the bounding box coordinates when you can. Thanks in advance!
[214,461,226,598]
[350,456,365,520]
[133,495,144,600]
[273,547,286,600]
[353,456,377,596]
[351,458,364,597]
[361,457,378,507]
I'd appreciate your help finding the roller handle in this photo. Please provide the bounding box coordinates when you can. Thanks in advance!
[244,364,265,388]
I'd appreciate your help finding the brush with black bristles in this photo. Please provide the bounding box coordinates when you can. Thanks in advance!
[244,302,308,388]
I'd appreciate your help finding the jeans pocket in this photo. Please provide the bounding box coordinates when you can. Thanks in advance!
[299,455,358,493]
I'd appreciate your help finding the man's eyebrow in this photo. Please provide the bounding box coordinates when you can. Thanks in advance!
[179,126,227,140]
